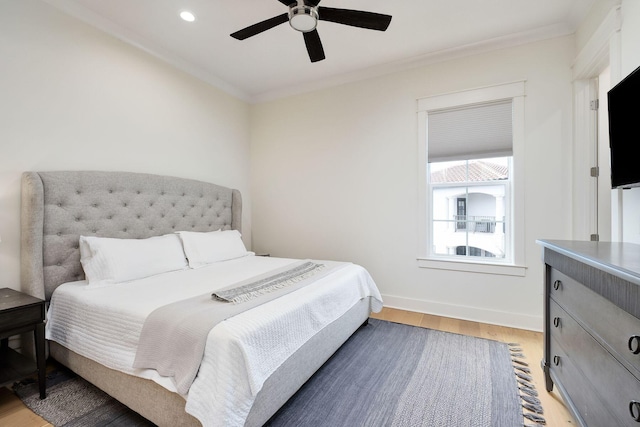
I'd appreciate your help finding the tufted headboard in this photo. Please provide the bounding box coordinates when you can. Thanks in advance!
[21,171,242,300]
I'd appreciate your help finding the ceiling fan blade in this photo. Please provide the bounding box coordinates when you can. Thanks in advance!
[303,29,325,62]
[280,0,321,6]
[230,13,289,40]
[318,7,392,31]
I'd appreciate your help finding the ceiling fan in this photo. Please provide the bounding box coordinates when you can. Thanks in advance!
[230,0,392,63]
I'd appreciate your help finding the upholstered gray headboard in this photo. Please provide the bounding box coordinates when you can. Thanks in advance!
[21,171,242,300]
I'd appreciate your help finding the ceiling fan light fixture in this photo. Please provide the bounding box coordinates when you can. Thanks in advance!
[289,6,318,32]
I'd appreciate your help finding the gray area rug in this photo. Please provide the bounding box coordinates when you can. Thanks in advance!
[13,368,154,427]
[14,319,544,426]
[265,319,544,427]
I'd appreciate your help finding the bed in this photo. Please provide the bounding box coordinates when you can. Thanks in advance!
[20,171,382,427]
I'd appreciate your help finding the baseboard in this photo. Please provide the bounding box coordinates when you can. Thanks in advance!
[381,294,543,332]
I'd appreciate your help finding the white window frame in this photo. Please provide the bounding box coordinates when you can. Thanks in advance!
[417,81,526,276]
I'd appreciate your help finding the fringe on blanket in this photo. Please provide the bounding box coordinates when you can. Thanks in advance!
[213,262,326,304]
[508,343,547,426]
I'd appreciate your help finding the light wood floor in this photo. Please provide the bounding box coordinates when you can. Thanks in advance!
[0,307,574,427]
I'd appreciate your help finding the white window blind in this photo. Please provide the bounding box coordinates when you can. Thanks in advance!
[427,100,513,162]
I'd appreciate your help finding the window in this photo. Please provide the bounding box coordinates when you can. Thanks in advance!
[430,157,511,260]
[417,82,526,276]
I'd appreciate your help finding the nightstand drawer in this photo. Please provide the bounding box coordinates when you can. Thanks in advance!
[550,268,640,377]
[0,304,43,333]
[550,300,640,426]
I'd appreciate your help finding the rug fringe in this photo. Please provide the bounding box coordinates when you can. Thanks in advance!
[520,395,541,406]
[524,412,546,424]
[522,402,544,414]
[515,371,533,382]
[519,385,539,397]
[510,344,547,426]
[517,379,535,388]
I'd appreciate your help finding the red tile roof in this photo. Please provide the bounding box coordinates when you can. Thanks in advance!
[430,161,508,183]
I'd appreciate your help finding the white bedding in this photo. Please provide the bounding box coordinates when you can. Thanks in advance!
[46,254,383,427]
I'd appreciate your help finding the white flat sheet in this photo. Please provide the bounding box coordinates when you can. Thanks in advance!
[46,255,383,427]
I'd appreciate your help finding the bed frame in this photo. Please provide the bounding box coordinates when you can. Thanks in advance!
[20,171,372,427]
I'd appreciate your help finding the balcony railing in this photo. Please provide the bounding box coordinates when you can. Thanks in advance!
[454,215,501,233]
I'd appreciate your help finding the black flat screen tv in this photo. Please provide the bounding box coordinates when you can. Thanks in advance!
[608,64,640,189]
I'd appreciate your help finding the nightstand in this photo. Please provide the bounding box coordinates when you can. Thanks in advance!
[0,288,46,399]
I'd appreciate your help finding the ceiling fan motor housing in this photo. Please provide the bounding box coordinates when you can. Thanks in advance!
[289,4,318,32]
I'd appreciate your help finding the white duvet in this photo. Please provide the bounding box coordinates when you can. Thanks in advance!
[46,255,383,427]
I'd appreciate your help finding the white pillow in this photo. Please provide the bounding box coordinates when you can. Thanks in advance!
[177,229,249,268]
[79,234,188,285]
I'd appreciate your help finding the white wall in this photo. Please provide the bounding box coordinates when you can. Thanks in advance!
[621,0,640,73]
[0,0,252,292]
[251,36,575,331]
[575,0,621,54]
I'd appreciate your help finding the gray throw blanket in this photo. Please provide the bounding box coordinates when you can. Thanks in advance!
[133,260,347,395]
[212,261,325,303]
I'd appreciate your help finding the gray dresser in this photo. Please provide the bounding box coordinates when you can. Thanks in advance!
[538,240,640,427]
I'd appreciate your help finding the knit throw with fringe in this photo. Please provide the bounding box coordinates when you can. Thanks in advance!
[212,261,326,303]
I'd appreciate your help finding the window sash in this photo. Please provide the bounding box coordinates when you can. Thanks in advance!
[427,161,512,263]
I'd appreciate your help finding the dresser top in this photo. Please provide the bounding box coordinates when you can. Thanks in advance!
[537,240,640,286]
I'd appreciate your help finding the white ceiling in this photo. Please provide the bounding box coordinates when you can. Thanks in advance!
[43,0,596,103]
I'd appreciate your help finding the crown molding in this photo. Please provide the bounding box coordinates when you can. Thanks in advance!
[251,23,573,103]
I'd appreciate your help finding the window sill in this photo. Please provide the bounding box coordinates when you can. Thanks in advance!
[417,257,527,276]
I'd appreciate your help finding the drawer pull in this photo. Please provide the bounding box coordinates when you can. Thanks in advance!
[629,401,640,422]
[553,355,560,366]
[553,317,561,328]
[553,280,562,291]
[629,336,640,355]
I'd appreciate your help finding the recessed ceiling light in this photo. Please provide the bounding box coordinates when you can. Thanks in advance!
[180,11,196,22]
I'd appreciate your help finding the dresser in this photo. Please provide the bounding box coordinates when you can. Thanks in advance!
[538,240,640,427]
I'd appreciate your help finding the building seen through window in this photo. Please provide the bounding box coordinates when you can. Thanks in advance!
[429,157,510,259]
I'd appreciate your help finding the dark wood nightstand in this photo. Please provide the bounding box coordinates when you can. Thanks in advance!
[0,288,46,399]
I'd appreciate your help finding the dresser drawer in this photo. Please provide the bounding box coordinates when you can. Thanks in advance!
[550,268,640,377]
[550,300,640,426]
[549,335,619,426]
